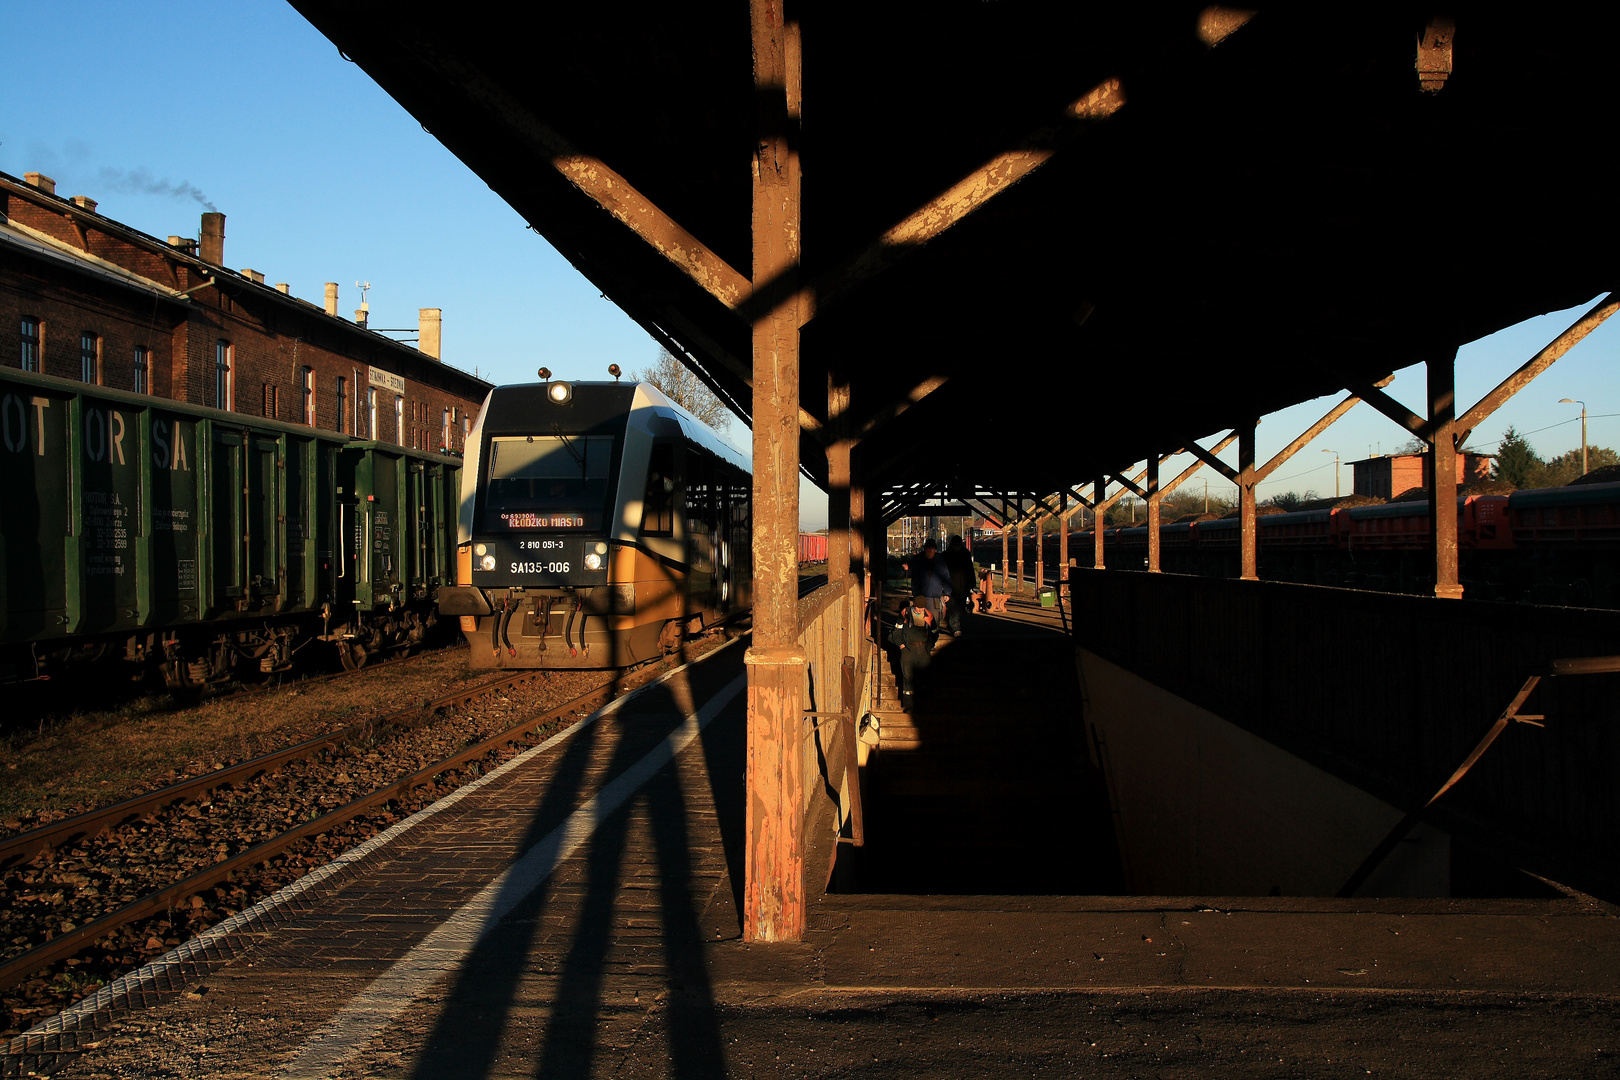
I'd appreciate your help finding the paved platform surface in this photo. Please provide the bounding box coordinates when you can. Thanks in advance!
[22,612,1620,1080]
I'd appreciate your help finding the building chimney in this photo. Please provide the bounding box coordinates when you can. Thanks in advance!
[241,268,265,284]
[355,306,369,329]
[71,195,98,213]
[200,212,226,265]
[418,308,442,360]
[275,282,290,294]
[324,283,339,316]
[24,173,56,195]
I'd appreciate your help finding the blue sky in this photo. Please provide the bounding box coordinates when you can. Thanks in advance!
[4,3,1613,528]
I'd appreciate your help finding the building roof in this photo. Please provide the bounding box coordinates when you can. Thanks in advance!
[0,170,492,397]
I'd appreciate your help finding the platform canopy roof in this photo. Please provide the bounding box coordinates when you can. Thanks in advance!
[294,5,1617,497]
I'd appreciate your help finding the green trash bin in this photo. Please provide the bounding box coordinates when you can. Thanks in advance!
[1038,586,1056,608]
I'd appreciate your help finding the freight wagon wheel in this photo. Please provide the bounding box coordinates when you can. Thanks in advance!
[339,642,369,671]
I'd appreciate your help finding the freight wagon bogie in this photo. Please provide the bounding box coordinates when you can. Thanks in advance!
[0,369,464,688]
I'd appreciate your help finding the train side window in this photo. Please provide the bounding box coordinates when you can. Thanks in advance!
[641,443,675,536]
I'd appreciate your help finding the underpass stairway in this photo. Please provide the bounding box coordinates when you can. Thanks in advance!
[850,612,1123,895]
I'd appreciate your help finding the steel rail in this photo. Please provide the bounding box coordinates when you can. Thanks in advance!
[0,668,547,873]
[0,676,623,993]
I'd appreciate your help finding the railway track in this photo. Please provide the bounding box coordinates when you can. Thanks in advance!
[0,636,731,1030]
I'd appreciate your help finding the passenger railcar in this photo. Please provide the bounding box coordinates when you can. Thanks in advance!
[438,379,751,668]
[0,368,460,686]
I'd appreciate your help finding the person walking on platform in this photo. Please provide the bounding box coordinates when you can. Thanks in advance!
[943,535,974,635]
[901,537,951,634]
[887,599,934,711]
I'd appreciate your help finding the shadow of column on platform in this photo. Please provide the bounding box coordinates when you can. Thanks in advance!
[404,660,732,1080]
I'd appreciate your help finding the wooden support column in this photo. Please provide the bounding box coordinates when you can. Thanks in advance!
[827,375,852,586]
[1429,352,1463,599]
[1059,492,1070,599]
[1238,424,1258,581]
[1093,477,1107,569]
[744,0,805,944]
[991,501,1004,595]
[1146,455,1162,573]
[1035,514,1046,591]
[1015,511,1025,593]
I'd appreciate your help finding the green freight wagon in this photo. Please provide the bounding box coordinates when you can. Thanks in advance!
[0,368,461,686]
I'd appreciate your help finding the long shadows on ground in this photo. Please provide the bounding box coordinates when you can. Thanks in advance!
[406,654,741,1080]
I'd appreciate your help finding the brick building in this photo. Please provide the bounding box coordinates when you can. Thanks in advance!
[0,169,489,450]
[1350,451,1495,500]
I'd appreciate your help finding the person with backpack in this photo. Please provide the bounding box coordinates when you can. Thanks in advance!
[887,598,935,711]
[901,537,951,635]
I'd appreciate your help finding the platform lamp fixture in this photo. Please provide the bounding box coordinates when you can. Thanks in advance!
[1322,448,1340,498]
[1559,399,1587,475]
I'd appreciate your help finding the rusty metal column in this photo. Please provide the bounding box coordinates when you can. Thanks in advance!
[1015,513,1025,593]
[1146,456,1162,573]
[1035,514,1046,592]
[1238,424,1257,581]
[1093,477,1106,569]
[1059,492,1070,601]
[827,375,852,586]
[1429,352,1463,599]
[744,0,805,944]
[849,460,866,584]
[991,498,1004,592]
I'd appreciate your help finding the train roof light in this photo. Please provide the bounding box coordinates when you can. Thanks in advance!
[608,364,621,382]
[537,367,551,381]
[547,380,573,404]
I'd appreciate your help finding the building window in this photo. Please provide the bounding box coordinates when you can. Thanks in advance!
[463,415,470,443]
[80,332,100,384]
[20,317,40,373]
[302,367,315,426]
[367,387,377,440]
[264,384,280,419]
[394,394,404,445]
[336,376,348,434]
[215,340,234,411]
[133,346,149,394]
[441,408,450,451]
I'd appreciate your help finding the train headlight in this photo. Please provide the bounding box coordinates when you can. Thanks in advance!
[474,543,487,556]
[547,381,573,404]
[584,553,602,571]
[593,542,608,555]
[479,555,496,571]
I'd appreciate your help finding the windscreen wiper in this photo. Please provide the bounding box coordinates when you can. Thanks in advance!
[551,425,585,467]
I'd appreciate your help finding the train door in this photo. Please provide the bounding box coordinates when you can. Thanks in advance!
[367,450,402,602]
[148,409,200,626]
[333,448,362,612]
[282,436,308,612]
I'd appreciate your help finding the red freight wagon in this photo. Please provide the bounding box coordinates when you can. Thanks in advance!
[798,533,828,564]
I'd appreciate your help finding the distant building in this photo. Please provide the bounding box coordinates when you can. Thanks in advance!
[1350,451,1494,500]
[1,169,489,451]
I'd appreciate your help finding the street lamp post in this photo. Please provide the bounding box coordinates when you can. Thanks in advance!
[1559,398,1588,476]
[1322,448,1340,498]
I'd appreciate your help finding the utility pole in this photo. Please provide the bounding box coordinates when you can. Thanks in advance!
[1560,399,1588,475]
[1323,448,1340,498]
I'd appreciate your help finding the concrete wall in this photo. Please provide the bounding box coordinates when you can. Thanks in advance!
[1078,648,1448,897]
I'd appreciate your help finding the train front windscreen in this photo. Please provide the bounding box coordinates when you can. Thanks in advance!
[482,434,617,532]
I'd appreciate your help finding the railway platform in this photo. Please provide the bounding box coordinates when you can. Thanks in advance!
[11,616,1620,1079]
